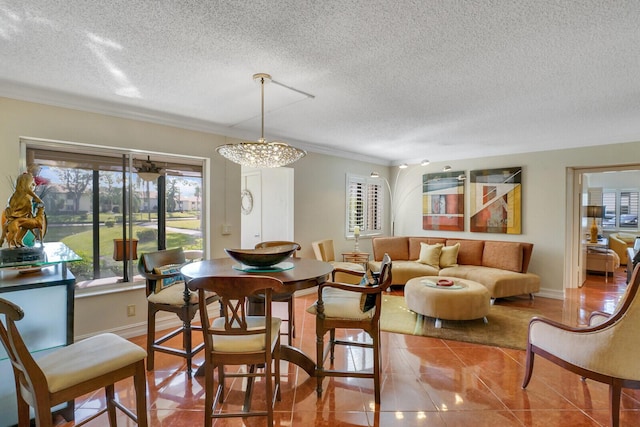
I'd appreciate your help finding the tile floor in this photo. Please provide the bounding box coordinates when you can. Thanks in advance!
[52,267,640,426]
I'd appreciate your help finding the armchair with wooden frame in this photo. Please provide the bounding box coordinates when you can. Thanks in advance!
[309,253,392,404]
[187,275,284,426]
[311,239,365,284]
[0,297,148,427]
[522,263,640,427]
[138,247,218,377]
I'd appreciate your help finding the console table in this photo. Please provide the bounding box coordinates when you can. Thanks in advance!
[0,242,80,427]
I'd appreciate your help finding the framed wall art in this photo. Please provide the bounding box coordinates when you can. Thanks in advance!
[422,170,465,231]
[470,167,522,234]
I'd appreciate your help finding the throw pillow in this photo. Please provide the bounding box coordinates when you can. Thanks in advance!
[153,264,185,293]
[417,243,443,268]
[358,272,377,312]
[440,243,460,268]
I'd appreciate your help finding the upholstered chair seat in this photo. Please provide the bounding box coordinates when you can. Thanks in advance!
[210,316,282,352]
[29,333,147,400]
[307,287,376,320]
[146,284,215,305]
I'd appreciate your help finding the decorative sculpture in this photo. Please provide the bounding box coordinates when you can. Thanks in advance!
[0,172,47,248]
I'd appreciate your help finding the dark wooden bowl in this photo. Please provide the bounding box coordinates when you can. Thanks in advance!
[224,244,298,267]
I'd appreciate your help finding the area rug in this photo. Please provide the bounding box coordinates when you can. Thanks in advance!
[380,295,541,350]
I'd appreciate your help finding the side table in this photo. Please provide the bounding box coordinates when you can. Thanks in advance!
[586,238,610,283]
[342,252,370,267]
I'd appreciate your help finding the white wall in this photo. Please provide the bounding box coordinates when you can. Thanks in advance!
[388,143,640,299]
[3,96,640,336]
[0,97,242,338]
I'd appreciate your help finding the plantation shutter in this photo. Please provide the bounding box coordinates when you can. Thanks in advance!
[367,182,383,232]
[347,176,365,233]
[346,174,385,236]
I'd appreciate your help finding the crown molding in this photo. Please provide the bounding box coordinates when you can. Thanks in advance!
[0,80,391,167]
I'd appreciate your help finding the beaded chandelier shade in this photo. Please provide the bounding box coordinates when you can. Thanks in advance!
[216,73,306,168]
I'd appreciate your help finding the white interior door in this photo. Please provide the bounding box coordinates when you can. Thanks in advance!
[240,167,294,248]
[241,172,262,248]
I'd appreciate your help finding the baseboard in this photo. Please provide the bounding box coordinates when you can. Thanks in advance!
[536,287,564,300]
[75,304,224,341]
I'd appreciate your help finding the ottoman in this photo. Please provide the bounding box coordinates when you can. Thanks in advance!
[405,276,491,328]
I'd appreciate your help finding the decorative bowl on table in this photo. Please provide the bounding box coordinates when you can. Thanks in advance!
[437,279,454,287]
[224,244,298,268]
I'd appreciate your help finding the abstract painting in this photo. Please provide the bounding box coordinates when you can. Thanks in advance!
[470,167,522,234]
[422,170,465,231]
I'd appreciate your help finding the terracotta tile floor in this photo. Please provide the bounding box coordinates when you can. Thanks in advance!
[54,267,640,426]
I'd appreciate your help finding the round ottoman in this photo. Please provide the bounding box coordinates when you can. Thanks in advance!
[404,276,491,328]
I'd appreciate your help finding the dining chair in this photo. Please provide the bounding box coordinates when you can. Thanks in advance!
[311,239,364,284]
[138,247,218,377]
[254,240,301,341]
[187,275,284,426]
[309,253,392,404]
[0,297,148,427]
[522,263,640,427]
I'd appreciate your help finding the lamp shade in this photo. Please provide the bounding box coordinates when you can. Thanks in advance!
[586,205,604,218]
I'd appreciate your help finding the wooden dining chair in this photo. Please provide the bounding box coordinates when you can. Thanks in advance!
[309,253,392,404]
[138,247,218,377]
[0,297,148,427]
[254,241,301,341]
[187,275,284,426]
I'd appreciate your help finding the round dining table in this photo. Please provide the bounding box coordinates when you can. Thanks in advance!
[181,256,333,376]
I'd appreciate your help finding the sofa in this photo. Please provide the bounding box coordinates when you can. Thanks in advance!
[609,232,639,266]
[368,236,540,299]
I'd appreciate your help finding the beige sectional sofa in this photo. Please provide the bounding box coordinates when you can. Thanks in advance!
[368,236,540,299]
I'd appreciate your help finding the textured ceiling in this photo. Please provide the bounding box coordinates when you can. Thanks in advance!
[1,1,640,165]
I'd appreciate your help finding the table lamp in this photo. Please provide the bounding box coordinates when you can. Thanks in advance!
[354,226,360,252]
[586,205,603,243]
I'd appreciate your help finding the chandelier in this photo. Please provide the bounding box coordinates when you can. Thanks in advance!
[216,73,306,168]
[136,156,163,182]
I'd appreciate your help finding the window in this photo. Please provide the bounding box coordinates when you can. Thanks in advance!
[619,191,639,229]
[23,140,205,287]
[346,174,384,237]
[601,190,638,230]
[602,191,616,229]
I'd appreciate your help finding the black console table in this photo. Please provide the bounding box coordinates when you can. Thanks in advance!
[0,242,80,426]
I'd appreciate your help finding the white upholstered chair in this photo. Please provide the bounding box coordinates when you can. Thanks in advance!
[522,263,640,427]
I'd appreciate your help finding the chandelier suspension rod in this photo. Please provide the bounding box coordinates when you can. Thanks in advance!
[271,79,316,99]
[260,75,265,141]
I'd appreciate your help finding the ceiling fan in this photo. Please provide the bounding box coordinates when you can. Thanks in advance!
[136,156,163,182]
